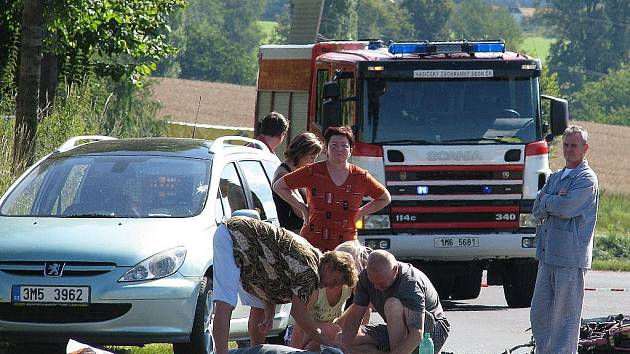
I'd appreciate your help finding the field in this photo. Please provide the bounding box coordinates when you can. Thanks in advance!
[520,36,554,62]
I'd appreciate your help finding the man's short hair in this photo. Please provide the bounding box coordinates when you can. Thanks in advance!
[320,250,358,288]
[367,250,397,272]
[563,125,588,144]
[258,111,289,137]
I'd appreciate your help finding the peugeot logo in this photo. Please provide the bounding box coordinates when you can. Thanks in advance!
[44,262,65,277]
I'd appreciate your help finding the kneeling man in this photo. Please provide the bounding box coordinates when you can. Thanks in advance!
[340,250,450,354]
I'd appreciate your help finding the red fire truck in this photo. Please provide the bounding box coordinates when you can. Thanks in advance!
[255,39,568,307]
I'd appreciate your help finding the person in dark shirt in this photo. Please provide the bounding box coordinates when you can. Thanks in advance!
[254,111,289,154]
[340,250,450,354]
[272,132,323,233]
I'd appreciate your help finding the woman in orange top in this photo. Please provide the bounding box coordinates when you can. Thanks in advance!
[274,126,391,251]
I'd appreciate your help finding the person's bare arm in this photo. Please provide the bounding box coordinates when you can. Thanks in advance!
[290,293,336,348]
[273,177,309,220]
[273,167,306,218]
[212,300,234,354]
[339,303,368,351]
[356,191,391,221]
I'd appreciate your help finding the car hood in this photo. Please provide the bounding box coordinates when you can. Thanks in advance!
[0,217,213,266]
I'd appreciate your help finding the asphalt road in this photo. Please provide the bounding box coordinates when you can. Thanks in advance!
[438,270,630,354]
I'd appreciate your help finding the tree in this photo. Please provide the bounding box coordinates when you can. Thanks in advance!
[320,0,358,40]
[12,0,43,175]
[536,0,630,93]
[399,0,454,40]
[572,63,630,126]
[6,0,184,172]
[357,0,415,41]
[176,0,264,84]
[447,0,524,50]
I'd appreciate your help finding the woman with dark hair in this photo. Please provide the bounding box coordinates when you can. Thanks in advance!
[272,132,323,233]
[273,126,391,252]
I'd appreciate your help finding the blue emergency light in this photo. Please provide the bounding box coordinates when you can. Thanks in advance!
[388,40,505,55]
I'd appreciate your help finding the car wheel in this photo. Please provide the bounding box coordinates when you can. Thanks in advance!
[173,275,213,354]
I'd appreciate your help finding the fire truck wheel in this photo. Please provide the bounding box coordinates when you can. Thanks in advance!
[450,267,483,300]
[503,261,538,308]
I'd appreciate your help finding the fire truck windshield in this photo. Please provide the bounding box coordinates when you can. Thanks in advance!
[360,77,541,145]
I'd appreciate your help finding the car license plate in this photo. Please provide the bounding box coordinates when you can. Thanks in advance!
[434,237,479,248]
[11,285,90,304]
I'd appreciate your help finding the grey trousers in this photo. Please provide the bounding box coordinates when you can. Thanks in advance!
[530,263,587,354]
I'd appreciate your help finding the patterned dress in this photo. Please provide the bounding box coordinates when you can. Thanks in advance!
[225,217,322,304]
[283,161,386,251]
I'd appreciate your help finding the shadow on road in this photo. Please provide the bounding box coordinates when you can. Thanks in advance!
[442,300,508,312]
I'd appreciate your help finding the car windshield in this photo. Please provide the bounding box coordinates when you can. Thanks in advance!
[0,154,211,218]
[360,77,540,144]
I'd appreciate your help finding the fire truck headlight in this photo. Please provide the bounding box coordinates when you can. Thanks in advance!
[357,215,390,230]
[519,213,538,228]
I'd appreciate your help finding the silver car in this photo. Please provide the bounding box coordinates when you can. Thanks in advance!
[0,135,290,353]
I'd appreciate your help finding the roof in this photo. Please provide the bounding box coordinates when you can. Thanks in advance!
[53,138,214,160]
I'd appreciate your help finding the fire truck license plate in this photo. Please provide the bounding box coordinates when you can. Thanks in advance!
[434,237,479,248]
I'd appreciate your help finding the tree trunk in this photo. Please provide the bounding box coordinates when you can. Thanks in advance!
[12,0,44,175]
[39,53,58,119]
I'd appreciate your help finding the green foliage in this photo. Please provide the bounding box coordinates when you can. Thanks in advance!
[592,192,630,268]
[0,0,185,86]
[174,0,264,84]
[572,63,630,126]
[321,0,359,40]
[400,0,454,40]
[593,232,630,261]
[536,0,630,94]
[46,0,186,85]
[447,0,523,49]
[357,0,415,41]
[0,75,167,195]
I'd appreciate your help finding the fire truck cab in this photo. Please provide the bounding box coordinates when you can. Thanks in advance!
[255,39,568,307]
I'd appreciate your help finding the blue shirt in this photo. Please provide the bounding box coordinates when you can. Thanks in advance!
[533,161,598,268]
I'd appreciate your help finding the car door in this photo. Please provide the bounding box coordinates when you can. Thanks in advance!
[237,159,279,226]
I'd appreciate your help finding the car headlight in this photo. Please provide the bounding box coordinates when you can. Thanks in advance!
[119,246,187,282]
[519,213,538,228]
[356,214,390,230]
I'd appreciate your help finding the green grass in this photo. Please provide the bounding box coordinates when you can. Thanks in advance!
[596,191,630,234]
[592,259,630,272]
[520,36,554,62]
[107,344,173,354]
[258,20,278,42]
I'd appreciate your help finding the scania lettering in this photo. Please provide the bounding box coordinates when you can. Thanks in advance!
[255,39,568,307]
